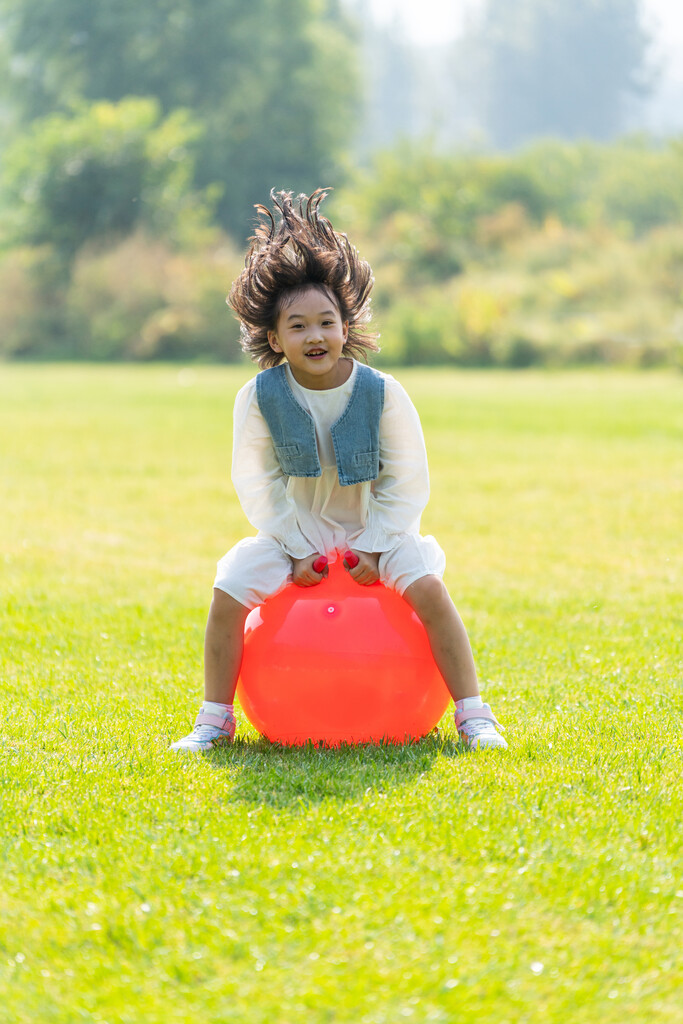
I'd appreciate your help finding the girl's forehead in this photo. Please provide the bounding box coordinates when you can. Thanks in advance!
[277,284,340,315]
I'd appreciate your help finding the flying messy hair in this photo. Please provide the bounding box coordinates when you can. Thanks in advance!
[227,188,379,368]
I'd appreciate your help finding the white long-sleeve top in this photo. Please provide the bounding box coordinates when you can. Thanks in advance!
[231,361,431,560]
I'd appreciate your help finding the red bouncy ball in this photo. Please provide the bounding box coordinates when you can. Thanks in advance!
[236,555,450,745]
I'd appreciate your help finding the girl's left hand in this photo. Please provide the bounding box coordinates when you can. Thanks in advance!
[344,550,380,586]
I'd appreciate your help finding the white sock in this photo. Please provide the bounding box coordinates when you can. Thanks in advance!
[201,701,234,717]
[455,696,484,711]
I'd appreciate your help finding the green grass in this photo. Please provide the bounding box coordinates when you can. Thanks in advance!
[1,365,682,1023]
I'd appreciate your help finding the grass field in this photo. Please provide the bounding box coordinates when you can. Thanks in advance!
[1,364,681,1024]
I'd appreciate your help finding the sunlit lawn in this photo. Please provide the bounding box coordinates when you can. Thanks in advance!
[1,364,681,1023]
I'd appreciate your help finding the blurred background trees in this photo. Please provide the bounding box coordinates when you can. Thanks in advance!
[1,99,210,256]
[464,0,650,148]
[0,0,681,366]
[0,0,358,237]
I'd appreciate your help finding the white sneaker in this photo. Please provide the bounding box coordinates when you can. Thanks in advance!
[454,703,507,750]
[170,707,235,752]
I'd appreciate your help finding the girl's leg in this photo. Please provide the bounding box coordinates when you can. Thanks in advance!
[171,535,291,752]
[204,535,293,702]
[402,575,479,702]
[402,574,507,749]
[204,588,250,704]
[171,590,248,751]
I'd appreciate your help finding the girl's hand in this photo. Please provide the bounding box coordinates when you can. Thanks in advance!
[292,553,328,587]
[344,550,380,586]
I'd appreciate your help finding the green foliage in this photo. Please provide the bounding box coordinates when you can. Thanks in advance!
[0,232,245,361]
[343,137,683,242]
[66,233,244,361]
[464,0,650,147]
[193,5,359,237]
[0,98,213,258]
[0,0,360,238]
[1,366,682,1022]
[0,245,68,358]
[2,133,683,365]
[332,138,683,368]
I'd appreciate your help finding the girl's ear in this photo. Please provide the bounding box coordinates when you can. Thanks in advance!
[267,330,283,353]
[342,321,349,342]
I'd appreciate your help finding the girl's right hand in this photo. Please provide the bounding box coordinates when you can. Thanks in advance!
[344,550,380,586]
[291,553,328,587]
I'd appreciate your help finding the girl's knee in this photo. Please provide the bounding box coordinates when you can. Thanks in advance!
[403,574,450,619]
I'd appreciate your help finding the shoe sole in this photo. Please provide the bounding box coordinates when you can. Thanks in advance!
[459,734,508,751]
[170,735,234,752]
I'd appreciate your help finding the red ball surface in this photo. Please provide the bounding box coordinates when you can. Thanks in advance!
[236,560,450,745]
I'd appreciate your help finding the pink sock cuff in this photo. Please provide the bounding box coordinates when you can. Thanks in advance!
[454,706,505,730]
[195,709,235,731]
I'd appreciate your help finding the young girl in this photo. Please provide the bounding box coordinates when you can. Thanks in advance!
[171,190,506,752]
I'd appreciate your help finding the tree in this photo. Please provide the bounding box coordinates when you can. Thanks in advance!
[352,14,420,156]
[462,0,651,148]
[0,0,360,237]
[0,98,210,258]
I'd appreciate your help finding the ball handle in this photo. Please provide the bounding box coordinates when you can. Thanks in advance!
[312,552,358,574]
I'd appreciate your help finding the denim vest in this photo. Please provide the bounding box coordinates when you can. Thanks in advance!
[255,362,385,486]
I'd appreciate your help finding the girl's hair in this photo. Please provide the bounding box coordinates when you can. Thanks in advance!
[228,188,379,368]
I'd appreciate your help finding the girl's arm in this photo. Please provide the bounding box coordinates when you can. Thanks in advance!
[231,380,318,560]
[349,377,430,553]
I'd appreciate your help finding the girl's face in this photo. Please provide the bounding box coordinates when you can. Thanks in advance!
[267,285,349,390]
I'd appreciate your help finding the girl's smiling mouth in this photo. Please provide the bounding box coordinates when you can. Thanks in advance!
[306,349,327,358]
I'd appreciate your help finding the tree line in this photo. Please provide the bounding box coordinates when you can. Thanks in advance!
[0,0,359,241]
[0,0,675,367]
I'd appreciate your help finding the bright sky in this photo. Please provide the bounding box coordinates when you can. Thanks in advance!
[369,0,683,52]
[368,0,469,45]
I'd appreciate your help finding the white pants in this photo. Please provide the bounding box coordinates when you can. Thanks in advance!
[214,532,446,610]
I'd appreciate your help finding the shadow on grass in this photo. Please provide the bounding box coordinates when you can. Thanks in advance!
[206,732,465,809]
